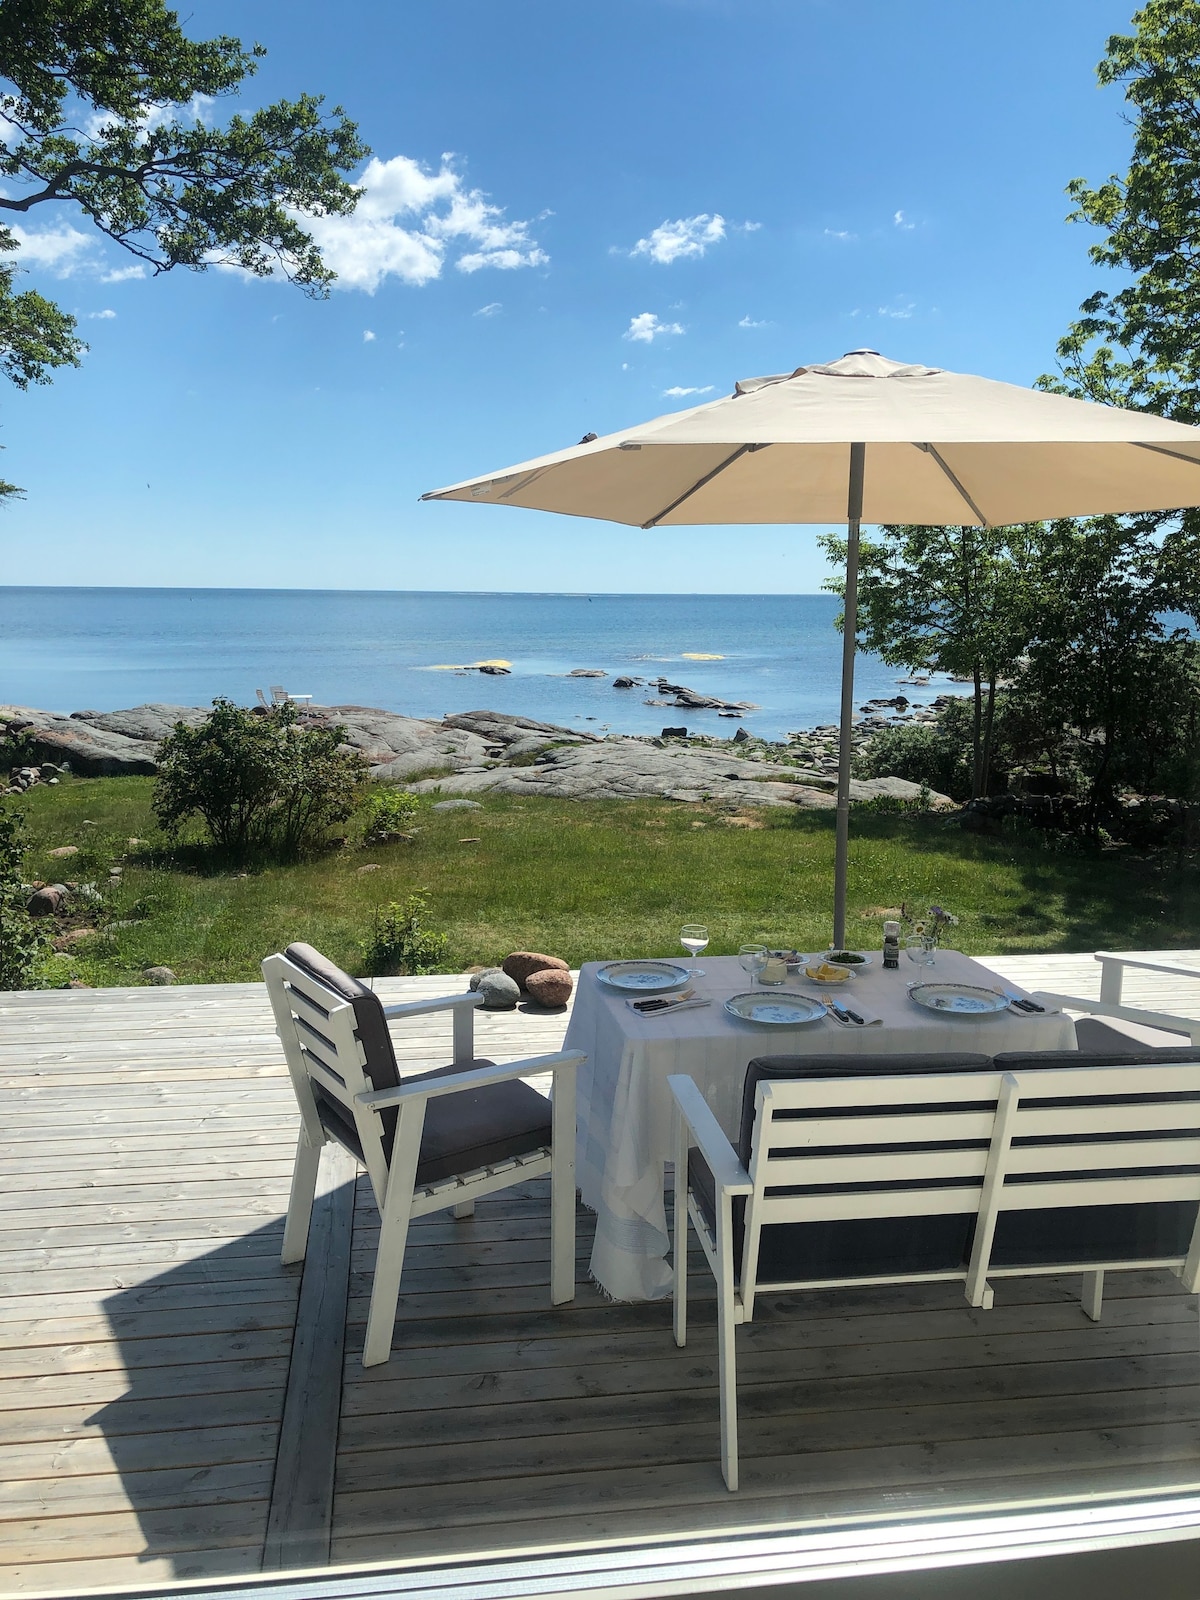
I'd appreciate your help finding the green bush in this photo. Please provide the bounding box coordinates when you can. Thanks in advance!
[153,699,369,859]
[361,787,419,845]
[854,722,972,802]
[364,892,448,976]
[0,807,49,990]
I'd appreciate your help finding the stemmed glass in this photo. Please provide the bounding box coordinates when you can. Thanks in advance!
[738,943,768,985]
[680,924,709,975]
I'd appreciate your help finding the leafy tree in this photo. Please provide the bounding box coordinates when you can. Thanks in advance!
[0,0,368,394]
[821,523,1035,798]
[153,698,368,858]
[1044,0,1200,421]
[1015,516,1199,832]
[0,805,48,989]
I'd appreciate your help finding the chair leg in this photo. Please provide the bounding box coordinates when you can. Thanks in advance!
[452,1200,475,1219]
[1082,1269,1104,1322]
[717,1262,739,1491]
[549,1153,577,1306]
[673,1190,690,1349]
[281,1130,323,1265]
[363,1175,416,1367]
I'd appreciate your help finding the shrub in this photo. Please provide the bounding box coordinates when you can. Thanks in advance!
[854,723,972,803]
[153,699,369,859]
[364,892,448,976]
[0,807,49,990]
[361,788,419,845]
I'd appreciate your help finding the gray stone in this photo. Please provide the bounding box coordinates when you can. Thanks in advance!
[476,970,520,1008]
[143,966,176,985]
[443,710,599,745]
[567,669,607,678]
[303,706,491,777]
[431,798,483,811]
[732,727,750,743]
[410,739,953,810]
[661,727,688,739]
[27,884,68,915]
[468,966,503,990]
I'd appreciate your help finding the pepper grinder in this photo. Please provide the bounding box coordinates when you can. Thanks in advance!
[882,919,901,969]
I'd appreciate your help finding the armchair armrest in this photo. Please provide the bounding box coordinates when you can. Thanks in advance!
[1037,990,1200,1047]
[357,1049,585,1110]
[382,991,482,1020]
[668,1073,752,1195]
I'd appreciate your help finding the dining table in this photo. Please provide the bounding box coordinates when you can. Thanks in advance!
[564,950,1078,1301]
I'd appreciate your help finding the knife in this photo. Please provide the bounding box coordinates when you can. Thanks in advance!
[830,1000,865,1026]
[1004,991,1045,1013]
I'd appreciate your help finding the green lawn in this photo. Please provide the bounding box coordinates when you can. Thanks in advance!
[13,776,1200,986]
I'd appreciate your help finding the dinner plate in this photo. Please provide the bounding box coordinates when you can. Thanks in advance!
[724,991,827,1027]
[908,981,1008,1017]
[596,960,691,994]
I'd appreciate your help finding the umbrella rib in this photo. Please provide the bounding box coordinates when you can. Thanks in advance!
[640,443,766,528]
[1133,441,1200,468]
[915,443,991,528]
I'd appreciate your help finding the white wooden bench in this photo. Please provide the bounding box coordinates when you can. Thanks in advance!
[671,1058,1200,1491]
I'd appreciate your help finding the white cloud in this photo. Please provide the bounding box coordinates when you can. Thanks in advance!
[662,385,714,398]
[624,311,684,344]
[84,92,216,142]
[8,221,93,275]
[824,228,856,241]
[738,220,762,232]
[86,308,117,319]
[878,299,916,319]
[100,263,147,282]
[631,213,725,264]
[474,301,502,316]
[362,329,376,341]
[302,154,548,293]
[738,314,769,328]
[894,210,915,230]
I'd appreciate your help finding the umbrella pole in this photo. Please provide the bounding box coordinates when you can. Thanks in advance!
[832,442,866,949]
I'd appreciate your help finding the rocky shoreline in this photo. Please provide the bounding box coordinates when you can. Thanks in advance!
[0,700,953,810]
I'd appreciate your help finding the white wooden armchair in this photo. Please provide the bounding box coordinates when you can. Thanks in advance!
[671,1053,1200,1491]
[264,944,583,1367]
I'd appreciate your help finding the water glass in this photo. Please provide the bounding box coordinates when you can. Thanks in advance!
[680,923,709,974]
[905,935,937,967]
[738,943,769,984]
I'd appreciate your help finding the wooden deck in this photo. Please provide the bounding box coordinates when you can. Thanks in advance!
[2,953,1200,1593]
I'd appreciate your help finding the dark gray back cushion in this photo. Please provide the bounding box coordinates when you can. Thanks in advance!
[284,942,399,1091]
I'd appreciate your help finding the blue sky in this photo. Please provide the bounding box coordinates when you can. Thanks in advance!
[0,0,1142,592]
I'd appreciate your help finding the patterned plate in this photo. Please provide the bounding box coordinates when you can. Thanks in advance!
[724,991,827,1027]
[908,981,1009,1017]
[596,961,691,994]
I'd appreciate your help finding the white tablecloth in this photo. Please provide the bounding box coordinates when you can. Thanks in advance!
[565,951,1077,1301]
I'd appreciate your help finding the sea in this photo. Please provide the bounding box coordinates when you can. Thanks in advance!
[0,588,969,743]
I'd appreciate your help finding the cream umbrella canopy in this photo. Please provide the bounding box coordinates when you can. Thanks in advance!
[422,348,1200,945]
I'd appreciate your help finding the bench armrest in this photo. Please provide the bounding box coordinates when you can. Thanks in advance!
[357,1050,585,1109]
[669,1073,752,1195]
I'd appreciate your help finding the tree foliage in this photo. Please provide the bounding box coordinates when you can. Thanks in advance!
[0,805,48,989]
[820,523,1036,798]
[0,0,368,390]
[1044,0,1200,423]
[153,699,369,859]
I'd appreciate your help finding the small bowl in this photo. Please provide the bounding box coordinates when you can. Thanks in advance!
[804,961,855,984]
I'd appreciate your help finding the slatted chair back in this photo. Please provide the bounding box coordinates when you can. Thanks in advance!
[739,1066,1003,1318]
[739,1061,1200,1319]
[263,951,392,1207]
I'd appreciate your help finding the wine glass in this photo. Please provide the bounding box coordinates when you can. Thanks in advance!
[680,923,709,975]
[738,942,768,985]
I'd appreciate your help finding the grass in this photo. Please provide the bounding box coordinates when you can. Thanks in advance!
[12,776,1200,987]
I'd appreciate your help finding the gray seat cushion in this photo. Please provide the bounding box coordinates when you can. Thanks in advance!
[282,943,551,1182]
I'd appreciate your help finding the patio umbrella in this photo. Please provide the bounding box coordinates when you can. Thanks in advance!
[422,348,1200,946]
